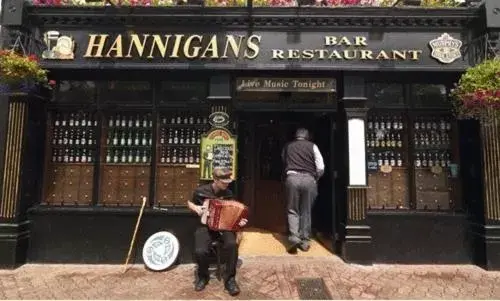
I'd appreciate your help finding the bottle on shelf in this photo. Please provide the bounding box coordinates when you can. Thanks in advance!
[396,152,403,167]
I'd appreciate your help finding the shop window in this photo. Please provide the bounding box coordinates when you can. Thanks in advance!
[159,81,207,103]
[53,81,96,103]
[366,109,461,212]
[42,109,98,206]
[100,81,152,104]
[412,84,450,108]
[155,109,210,207]
[366,83,405,108]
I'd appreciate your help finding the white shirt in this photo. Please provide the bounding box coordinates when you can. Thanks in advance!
[286,142,325,178]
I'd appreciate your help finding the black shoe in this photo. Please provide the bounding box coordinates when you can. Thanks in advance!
[194,277,209,292]
[299,243,310,252]
[224,278,241,296]
[287,242,299,254]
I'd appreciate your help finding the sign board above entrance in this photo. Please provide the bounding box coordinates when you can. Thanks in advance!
[38,30,469,71]
[236,78,336,93]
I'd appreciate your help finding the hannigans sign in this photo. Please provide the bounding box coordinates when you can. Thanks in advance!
[40,30,467,70]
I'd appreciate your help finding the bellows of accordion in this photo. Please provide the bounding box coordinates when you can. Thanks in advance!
[201,199,249,231]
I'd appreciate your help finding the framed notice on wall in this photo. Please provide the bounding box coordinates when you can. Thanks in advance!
[200,128,237,181]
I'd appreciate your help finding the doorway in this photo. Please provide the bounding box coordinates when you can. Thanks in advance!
[237,111,336,242]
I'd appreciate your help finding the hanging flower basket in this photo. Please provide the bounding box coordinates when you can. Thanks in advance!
[0,50,49,95]
[450,58,500,122]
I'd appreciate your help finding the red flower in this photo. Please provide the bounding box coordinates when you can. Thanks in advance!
[28,54,38,62]
[49,80,57,86]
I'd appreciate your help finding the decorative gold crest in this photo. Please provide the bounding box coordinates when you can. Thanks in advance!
[42,31,75,60]
[380,165,393,174]
[429,33,462,64]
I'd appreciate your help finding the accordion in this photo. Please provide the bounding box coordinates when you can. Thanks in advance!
[201,199,249,231]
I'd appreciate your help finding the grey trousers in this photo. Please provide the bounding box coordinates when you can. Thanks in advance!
[285,173,318,245]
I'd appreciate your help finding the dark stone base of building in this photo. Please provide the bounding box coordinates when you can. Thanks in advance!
[470,223,500,271]
[0,221,30,269]
[368,212,472,264]
[340,213,474,266]
[27,207,198,264]
[340,224,373,265]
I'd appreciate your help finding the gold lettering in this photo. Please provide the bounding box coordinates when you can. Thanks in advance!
[355,36,368,47]
[126,34,150,58]
[360,50,373,60]
[392,50,406,60]
[222,35,244,58]
[376,50,390,60]
[408,50,423,60]
[324,36,337,46]
[272,49,284,59]
[183,35,203,59]
[338,36,352,46]
[244,35,261,59]
[343,50,356,60]
[84,34,108,58]
[105,35,123,58]
[327,50,342,60]
[170,34,184,58]
[315,49,328,59]
[301,50,314,59]
[148,35,171,58]
[288,49,300,59]
[201,35,219,58]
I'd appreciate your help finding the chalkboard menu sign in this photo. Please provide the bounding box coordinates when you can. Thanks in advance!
[200,128,237,181]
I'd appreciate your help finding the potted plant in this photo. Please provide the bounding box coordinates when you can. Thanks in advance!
[450,58,500,121]
[0,50,49,94]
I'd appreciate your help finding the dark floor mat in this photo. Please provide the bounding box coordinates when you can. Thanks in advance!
[296,277,332,300]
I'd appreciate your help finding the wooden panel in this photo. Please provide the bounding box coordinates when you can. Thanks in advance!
[415,169,447,191]
[416,191,450,210]
[119,166,135,178]
[367,168,409,209]
[136,167,150,179]
[367,173,378,207]
[101,166,119,205]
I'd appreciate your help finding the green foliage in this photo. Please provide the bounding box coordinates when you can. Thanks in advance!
[450,58,500,120]
[0,50,48,85]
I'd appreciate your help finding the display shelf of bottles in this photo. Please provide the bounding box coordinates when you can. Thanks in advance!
[44,111,97,206]
[103,113,153,165]
[365,114,410,209]
[157,112,209,166]
[412,115,457,211]
[98,113,153,206]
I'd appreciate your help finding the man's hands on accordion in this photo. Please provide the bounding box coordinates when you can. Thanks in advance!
[187,201,248,228]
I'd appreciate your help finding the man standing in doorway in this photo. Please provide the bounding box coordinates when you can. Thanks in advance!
[281,128,324,254]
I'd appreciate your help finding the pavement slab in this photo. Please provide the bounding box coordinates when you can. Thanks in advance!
[0,256,500,299]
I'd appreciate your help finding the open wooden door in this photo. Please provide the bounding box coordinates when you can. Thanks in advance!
[252,120,290,233]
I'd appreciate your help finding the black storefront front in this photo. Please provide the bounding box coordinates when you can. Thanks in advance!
[1,2,500,270]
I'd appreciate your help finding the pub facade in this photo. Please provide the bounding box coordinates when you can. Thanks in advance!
[0,0,499,270]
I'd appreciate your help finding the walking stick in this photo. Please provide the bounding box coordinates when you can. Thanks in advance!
[123,196,147,273]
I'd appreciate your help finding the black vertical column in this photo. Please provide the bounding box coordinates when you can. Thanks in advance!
[339,73,373,265]
[0,93,31,268]
[470,1,500,271]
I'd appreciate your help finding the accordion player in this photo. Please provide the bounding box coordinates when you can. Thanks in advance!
[201,198,249,232]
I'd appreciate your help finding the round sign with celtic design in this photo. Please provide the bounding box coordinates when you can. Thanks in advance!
[142,231,180,271]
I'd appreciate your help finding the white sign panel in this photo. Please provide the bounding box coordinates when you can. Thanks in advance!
[142,231,180,271]
[348,118,367,186]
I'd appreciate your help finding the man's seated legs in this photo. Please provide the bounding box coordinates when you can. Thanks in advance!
[194,226,214,290]
[193,227,240,296]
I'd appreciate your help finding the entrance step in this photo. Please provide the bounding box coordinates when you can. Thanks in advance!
[238,228,333,257]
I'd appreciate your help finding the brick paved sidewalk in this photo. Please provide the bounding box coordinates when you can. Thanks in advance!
[1,256,500,299]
